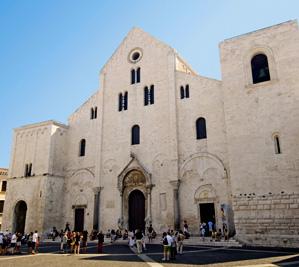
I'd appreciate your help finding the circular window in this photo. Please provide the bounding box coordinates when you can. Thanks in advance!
[129,48,142,63]
[132,52,140,61]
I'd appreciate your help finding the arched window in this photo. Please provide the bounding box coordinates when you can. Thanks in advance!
[79,139,86,157]
[94,107,97,119]
[136,67,141,83]
[131,125,140,145]
[90,108,94,119]
[118,93,123,111]
[131,69,135,84]
[180,86,184,99]
[251,54,270,84]
[274,135,281,154]
[196,117,207,139]
[185,84,190,98]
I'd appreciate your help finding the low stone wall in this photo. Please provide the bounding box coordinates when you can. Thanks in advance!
[232,193,299,247]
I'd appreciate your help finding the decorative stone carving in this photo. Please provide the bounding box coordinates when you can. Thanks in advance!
[123,170,146,188]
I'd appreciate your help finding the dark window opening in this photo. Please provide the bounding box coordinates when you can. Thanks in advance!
[0,200,4,213]
[94,107,97,119]
[1,181,7,192]
[251,54,270,84]
[180,86,184,99]
[132,52,140,61]
[131,69,135,84]
[185,84,190,98]
[136,67,140,83]
[150,85,154,104]
[124,91,128,110]
[196,117,207,139]
[79,139,86,157]
[24,163,32,177]
[132,125,140,145]
[119,93,123,111]
[144,87,149,106]
[90,108,94,119]
[274,135,281,154]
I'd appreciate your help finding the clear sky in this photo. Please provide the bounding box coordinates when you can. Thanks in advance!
[1,0,299,167]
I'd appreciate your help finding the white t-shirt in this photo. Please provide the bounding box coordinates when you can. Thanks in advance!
[11,234,17,243]
[166,234,172,246]
[33,232,39,242]
[0,235,3,244]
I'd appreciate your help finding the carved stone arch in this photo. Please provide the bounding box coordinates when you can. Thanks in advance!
[74,194,88,206]
[70,168,95,179]
[118,167,151,193]
[243,45,278,87]
[194,184,217,203]
[180,152,226,179]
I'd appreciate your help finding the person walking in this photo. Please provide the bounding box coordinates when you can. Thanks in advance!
[97,230,104,253]
[10,232,17,254]
[176,230,185,255]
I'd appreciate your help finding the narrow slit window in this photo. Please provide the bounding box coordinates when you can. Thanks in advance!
[124,92,128,110]
[118,93,123,111]
[131,69,135,84]
[136,67,141,83]
[150,85,154,104]
[274,135,281,154]
[144,87,149,106]
[180,86,184,99]
[79,139,86,157]
[90,108,94,119]
[94,107,97,119]
[185,84,190,98]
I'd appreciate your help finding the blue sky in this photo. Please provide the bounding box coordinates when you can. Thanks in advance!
[1,0,299,167]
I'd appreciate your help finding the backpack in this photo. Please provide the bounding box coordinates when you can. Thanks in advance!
[163,237,168,245]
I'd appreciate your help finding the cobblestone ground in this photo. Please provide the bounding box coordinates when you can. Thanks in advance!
[0,242,298,267]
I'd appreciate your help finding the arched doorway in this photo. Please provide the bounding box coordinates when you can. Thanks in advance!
[128,190,145,231]
[14,201,27,234]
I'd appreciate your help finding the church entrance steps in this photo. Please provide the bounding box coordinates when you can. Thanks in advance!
[149,235,243,247]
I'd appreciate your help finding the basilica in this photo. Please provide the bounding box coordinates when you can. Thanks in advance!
[3,20,299,247]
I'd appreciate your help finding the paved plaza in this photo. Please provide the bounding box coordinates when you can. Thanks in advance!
[0,241,298,267]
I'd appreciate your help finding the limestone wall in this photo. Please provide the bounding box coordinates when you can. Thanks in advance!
[220,20,299,246]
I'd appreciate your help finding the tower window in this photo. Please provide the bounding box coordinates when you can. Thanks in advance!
[274,135,281,154]
[1,181,7,192]
[94,107,97,119]
[90,108,94,119]
[79,139,86,157]
[24,163,32,177]
[196,117,207,139]
[131,125,140,145]
[251,54,270,84]
[180,84,190,99]
[90,107,97,119]
[131,69,135,84]
[144,85,154,106]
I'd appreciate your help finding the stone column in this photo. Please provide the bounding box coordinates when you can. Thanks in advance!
[118,191,124,229]
[170,180,181,230]
[145,185,153,227]
[93,187,102,231]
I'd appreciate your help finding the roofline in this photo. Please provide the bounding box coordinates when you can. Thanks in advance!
[221,19,298,44]
[14,120,68,131]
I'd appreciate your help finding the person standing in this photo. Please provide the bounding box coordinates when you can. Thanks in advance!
[10,232,17,254]
[208,220,213,237]
[32,231,39,254]
[82,230,88,253]
[147,224,154,243]
[135,229,143,254]
[161,232,172,261]
[74,232,81,254]
[97,230,104,253]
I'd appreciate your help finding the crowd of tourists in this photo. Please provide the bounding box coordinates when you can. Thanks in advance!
[0,220,229,258]
[0,230,39,255]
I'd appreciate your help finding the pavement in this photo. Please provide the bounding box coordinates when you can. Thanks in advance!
[0,239,298,267]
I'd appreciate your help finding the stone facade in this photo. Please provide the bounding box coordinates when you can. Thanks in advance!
[0,168,8,230]
[2,20,299,247]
